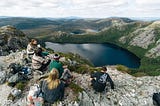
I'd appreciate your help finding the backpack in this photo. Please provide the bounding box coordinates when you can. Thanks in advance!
[98,73,108,84]
[27,84,43,106]
[28,84,41,98]
[9,63,22,74]
[153,92,160,106]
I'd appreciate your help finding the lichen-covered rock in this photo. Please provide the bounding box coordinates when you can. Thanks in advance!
[0,71,6,84]
[0,25,28,56]
[0,51,160,106]
[129,28,155,49]
[145,44,160,58]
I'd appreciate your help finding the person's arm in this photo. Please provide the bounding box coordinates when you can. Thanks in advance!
[27,44,34,54]
[59,82,65,100]
[107,74,114,89]
[90,72,97,80]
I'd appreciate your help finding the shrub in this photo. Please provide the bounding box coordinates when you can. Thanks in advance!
[15,81,28,91]
[116,65,131,74]
[69,82,83,94]
[133,72,148,77]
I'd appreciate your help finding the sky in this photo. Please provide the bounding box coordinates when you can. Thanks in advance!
[0,0,160,18]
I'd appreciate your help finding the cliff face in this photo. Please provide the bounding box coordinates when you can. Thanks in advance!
[0,25,28,56]
[0,51,160,106]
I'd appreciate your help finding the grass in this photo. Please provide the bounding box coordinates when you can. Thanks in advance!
[15,81,28,91]
[133,72,148,77]
[69,82,84,94]
[116,65,131,74]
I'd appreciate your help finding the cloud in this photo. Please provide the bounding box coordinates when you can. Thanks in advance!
[0,0,159,18]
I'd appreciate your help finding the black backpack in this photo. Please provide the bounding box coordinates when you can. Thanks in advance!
[98,73,108,84]
[9,63,23,74]
[153,92,160,106]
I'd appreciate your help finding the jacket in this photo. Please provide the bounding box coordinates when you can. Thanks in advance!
[49,60,64,78]
[91,72,114,92]
[32,54,48,70]
[41,80,65,104]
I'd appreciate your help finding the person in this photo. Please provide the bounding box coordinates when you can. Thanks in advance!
[27,39,40,56]
[32,48,51,71]
[90,66,114,92]
[61,65,73,85]
[49,54,64,78]
[41,68,65,104]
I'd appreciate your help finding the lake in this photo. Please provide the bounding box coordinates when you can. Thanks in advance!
[45,42,140,68]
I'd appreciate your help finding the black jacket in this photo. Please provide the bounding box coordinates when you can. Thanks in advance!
[91,72,114,92]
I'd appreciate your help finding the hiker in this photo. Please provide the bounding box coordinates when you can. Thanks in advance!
[90,66,114,92]
[49,54,64,78]
[32,48,51,71]
[27,39,40,56]
[61,65,73,85]
[41,68,65,104]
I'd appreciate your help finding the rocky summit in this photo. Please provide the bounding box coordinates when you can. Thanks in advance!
[0,25,28,56]
[0,50,159,106]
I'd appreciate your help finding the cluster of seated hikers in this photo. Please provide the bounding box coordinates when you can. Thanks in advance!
[23,39,160,106]
[26,39,115,106]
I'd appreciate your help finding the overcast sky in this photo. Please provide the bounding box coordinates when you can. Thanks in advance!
[0,0,160,18]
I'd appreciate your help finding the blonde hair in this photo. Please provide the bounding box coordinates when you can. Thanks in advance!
[46,68,60,89]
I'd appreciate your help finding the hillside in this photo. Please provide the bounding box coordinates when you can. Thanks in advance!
[0,17,160,75]
[0,50,160,106]
[0,26,159,105]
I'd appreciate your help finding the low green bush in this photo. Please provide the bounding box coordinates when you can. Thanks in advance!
[116,65,131,74]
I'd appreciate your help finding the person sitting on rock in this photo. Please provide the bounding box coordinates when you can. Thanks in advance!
[32,48,51,72]
[90,66,114,92]
[41,68,65,104]
[61,65,73,85]
[49,54,64,78]
[27,39,40,56]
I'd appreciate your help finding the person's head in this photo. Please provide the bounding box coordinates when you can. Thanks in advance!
[34,48,42,56]
[53,53,60,60]
[101,66,107,72]
[46,68,60,89]
[30,39,37,45]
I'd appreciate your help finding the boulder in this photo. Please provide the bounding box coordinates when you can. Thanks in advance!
[0,25,28,56]
[0,71,6,84]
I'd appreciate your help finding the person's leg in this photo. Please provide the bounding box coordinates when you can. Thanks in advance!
[91,79,96,86]
[39,60,51,71]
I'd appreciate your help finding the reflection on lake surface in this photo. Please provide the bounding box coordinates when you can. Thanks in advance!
[45,42,140,68]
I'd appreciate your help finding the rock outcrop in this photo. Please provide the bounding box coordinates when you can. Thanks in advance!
[0,25,28,56]
[0,51,160,106]
[129,28,155,49]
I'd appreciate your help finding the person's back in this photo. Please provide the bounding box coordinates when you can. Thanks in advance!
[90,67,114,92]
[32,54,45,70]
[32,48,50,71]
[49,54,64,78]
[41,68,65,104]
[27,39,38,55]
[42,80,64,103]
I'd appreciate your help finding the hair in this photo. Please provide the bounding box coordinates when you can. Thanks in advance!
[101,66,107,72]
[53,53,60,60]
[34,48,42,56]
[46,68,60,90]
[30,39,37,45]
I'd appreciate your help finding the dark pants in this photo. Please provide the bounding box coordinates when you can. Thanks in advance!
[91,79,106,92]
[39,60,51,71]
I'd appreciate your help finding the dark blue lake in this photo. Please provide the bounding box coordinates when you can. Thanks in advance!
[45,42,140,68]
